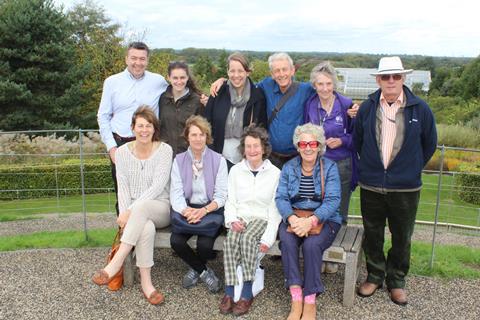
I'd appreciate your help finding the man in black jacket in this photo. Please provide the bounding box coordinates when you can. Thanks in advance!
[354,56,437,306]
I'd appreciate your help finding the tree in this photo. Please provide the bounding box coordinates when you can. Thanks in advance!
[67,0,124,129]
[250,59,270,83]
[193,55,217,92]
[459,55,480,99]
[216,49,229,79]
[0,0,83,131]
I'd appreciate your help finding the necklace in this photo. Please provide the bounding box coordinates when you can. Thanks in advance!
[132,141,153,170]
[317,95,335,125]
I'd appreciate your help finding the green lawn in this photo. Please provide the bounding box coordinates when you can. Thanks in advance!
[0,193,115,221]
[0,228,117,251]
[348,174,480,227]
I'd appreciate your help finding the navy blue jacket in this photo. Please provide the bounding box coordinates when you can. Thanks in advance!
[353,86,437,189]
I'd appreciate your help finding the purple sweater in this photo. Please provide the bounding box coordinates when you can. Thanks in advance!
[304,91,354,161]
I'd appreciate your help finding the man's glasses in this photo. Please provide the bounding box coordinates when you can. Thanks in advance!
[380,74,403,81]
[297,141,320,149]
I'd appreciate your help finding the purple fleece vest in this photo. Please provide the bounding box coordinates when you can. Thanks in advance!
[176,147,222,201]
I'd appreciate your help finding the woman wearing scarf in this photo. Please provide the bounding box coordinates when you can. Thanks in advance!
[205,52,267,170]
[169,115,228,293]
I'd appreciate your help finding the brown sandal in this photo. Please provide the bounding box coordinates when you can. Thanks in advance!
[92,269,111,285]
[143,290,165,305]
[92,268,123,286]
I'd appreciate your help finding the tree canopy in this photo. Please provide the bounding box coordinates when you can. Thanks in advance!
[0,0,84,131]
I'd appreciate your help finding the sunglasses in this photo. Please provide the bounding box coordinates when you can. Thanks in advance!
[380,74,403,81]
[297,141,320,149]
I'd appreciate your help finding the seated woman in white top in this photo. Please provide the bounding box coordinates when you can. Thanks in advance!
[169,115,228,293]
[92,106,172,305]
[219,125,281,317]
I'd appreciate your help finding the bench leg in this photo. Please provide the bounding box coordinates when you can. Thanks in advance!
[123,252,135,287]
[343,251,359,307]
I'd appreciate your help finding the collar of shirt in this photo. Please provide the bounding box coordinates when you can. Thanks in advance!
[380,91,404,109]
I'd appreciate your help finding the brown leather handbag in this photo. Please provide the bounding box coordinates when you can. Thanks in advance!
[287,159,325,236]
[107,229,123,291]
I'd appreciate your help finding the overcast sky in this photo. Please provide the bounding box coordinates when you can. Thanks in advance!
[55,0,479,57]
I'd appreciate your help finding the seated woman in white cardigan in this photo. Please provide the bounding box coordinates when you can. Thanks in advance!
[92,106,172,305]
[219,125,282,317]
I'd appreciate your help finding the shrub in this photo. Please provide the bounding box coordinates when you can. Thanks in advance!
[455,163,480,205]
[425,148,480,172]
[0,132,105,165]
[0,158,112,200]
[436,124,480,149]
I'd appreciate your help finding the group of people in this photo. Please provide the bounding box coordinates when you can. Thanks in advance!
[93,41,437,319]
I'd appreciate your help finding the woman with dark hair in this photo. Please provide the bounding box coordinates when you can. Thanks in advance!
[205,52,267,169]
[219,125,281,316]
[92,106,173,305]
[159,61,204,154]
[169,115,228,294]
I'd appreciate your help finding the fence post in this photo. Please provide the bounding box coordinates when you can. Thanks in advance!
[477,209,480,235]
[430,145,445,269]
[54,154,60,210]
[79,129,88,241]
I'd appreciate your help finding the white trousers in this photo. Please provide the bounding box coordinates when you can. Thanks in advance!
[121,199,170,268]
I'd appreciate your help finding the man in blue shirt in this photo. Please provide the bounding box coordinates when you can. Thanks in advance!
[210,52,314,168]
[97,42,168,215]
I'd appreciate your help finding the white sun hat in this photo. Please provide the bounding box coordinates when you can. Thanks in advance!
[370,56,413,76]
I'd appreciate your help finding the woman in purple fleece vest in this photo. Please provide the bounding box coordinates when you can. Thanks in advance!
[304,62,358,231]
[169,115,228,294]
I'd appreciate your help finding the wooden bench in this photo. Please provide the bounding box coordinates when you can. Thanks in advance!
[123,224,364,307]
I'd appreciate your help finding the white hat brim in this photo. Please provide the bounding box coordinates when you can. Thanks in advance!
[370,69,413,76]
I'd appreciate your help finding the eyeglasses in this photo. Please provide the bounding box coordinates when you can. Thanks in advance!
[297,141,320,149]
[380,74,403,81]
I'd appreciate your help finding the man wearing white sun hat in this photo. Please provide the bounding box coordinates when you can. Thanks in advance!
[354,56,437,306]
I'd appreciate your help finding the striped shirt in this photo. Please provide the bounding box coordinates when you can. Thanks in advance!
[299,175,315,199]
[380,92,404,169]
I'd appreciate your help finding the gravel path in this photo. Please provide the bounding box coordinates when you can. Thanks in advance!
[2,213,479,248]
[1,248,479,320]
[1,214,479,319]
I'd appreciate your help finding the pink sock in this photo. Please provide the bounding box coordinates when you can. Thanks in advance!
[290,287,303,302]
[304,294,316,304]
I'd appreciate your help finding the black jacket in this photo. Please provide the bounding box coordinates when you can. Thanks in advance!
[205,79,267,154]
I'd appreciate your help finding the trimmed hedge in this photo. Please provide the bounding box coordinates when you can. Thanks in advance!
[456,163,480,205]
[0,158,113,200]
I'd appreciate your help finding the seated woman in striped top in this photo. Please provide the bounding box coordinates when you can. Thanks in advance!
[275,123,342,320]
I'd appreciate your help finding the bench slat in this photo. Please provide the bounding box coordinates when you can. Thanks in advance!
[331,224,347,247]
[340,226,358,251]
[351,227,364,253]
